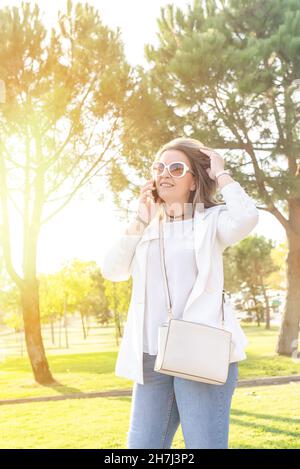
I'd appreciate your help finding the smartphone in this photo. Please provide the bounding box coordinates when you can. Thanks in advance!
[151,180,160,203]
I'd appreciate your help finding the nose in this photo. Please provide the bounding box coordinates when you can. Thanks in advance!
[160,166,171,177]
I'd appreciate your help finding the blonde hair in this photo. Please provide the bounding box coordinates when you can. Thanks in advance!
[154,137,225,216]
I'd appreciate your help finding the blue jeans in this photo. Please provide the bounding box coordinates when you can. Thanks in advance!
[127,352,239,449]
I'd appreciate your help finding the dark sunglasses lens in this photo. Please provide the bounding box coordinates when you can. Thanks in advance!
[170,162,184,177]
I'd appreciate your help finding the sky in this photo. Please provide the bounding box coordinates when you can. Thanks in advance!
[0,0,287,276]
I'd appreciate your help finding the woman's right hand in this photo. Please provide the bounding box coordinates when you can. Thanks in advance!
[136,179,162,224]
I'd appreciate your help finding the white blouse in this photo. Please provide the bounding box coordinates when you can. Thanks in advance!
[143,217,198,355]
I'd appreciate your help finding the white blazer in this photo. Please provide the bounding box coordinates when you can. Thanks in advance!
[101,181,259,384]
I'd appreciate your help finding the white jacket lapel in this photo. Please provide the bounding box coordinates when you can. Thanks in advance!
[182,209,211,315]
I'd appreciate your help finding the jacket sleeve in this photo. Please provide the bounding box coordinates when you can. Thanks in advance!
[217,181,259,249]
[100,232,142,282]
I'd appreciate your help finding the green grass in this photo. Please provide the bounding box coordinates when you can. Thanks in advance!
[0,323,299,449]
[0,325,300,399]
[238,324,300,378]
[0,382,299,449]
[230,382,300,449]
[0,324,299,401]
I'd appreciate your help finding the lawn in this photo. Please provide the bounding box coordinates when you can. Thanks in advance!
[0,324,299,401]
[0,382,299,449]
[0,323,299,449]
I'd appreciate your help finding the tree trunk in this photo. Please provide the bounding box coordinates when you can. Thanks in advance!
[260,278,271,329]
[114,311,119,346]
[64,308,69,348]
[253,297,261,327]
[20,278,54,384]
[86,315,91,335]
[115,311,122,339]
[59,316,62,348]
[276,229,300,356]
[265,294,271,330]
[80,311,87,340]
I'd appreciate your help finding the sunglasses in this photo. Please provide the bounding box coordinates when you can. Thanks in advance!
[151,161,195,178]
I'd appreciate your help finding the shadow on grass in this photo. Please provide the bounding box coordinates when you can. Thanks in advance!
[42,381,83,395]
[230,408,300,438]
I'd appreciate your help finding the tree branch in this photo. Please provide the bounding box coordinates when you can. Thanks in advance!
[40,117,120,225]
[211,90,293,234]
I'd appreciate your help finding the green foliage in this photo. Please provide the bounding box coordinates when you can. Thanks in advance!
[121,0,300,209]
[39,259,109,325]
[103,278,132,316]
[103,277,132,339]
[224,234,280,322]
[0,254,21,331]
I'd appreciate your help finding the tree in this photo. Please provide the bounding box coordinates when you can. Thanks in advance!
[0,1,131,383]
[224,235,280,328]
[0,284,23,331]
[86,267,110,330]
[103,277,132,346]
[39,272,64,345]
[39,260,107,347]
[58,259,108,340]
[120,0,300,355]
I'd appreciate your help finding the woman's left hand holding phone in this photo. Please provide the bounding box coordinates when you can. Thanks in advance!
[136,179,162,226]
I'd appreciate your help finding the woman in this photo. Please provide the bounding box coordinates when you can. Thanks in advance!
[101,137,259,449]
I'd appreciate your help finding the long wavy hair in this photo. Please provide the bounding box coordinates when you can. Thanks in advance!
[153,137,225,217]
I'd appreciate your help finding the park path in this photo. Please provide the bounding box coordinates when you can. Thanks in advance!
[1,374,300,406]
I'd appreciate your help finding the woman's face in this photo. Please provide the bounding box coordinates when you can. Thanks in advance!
[155,149,196,205]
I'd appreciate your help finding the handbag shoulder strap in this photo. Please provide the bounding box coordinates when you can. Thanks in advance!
[158,214,226,327]
[159,214,173,321]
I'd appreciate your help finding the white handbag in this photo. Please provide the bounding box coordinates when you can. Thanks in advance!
[154,213,232,385]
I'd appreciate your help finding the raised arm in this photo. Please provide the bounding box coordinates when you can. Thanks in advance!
[216,180,259,249]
